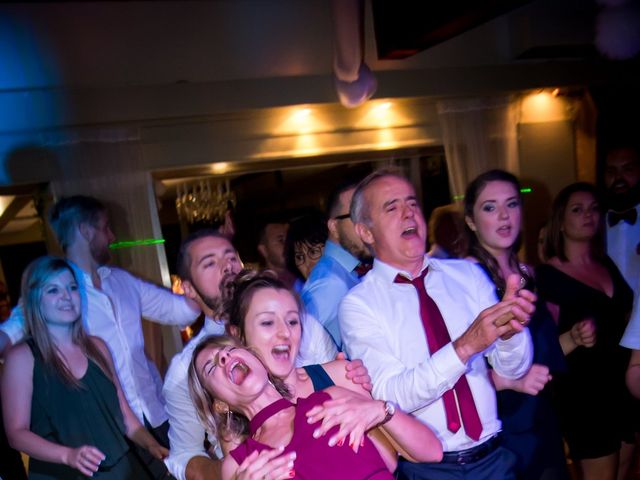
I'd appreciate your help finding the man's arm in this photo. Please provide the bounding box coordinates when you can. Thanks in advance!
[339,293,467,413]
[163,357,215,480]
[0,303,27,358]
[185,457,221,480]
[127,272,201,327]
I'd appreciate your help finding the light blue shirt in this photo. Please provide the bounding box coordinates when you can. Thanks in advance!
[301,240,360,350]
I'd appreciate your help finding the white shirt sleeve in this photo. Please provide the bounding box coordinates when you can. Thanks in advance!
[0,302,27,346]
[163,356,211,480]
[621,276,640,349]
[296,313,338,367]
[340,292,467,413]
[128,272,200,327]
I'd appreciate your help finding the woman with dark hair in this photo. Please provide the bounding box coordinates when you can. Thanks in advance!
[1,256,167,479]
[285,210,329,281]
[189,335,442,480]
[463,169,568,480]
[537,182,634,480]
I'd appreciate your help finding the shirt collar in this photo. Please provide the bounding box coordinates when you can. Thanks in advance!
[372,255,431,283]
[68,260,111,283]
[203,316,225,334]
[324,240,360,272]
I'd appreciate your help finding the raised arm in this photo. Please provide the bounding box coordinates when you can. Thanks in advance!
[128,271,201,327]
[2,343,105,476]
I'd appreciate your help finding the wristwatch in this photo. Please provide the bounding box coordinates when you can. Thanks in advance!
[380,400,396,426]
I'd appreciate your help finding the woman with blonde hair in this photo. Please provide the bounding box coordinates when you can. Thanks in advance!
[1,256,167,479]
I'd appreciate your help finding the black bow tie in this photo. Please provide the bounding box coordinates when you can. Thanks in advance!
[608,208,637,227]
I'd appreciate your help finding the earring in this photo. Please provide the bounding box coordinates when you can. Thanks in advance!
[225,410,232,431]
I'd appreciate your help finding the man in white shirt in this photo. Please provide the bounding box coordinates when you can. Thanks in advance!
[0,196,201,479]
[163,229,339,480]
[604,145,639,289]
[339,170,534,479]
[163,230,242,480]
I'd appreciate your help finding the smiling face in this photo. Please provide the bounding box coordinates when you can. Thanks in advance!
[356,176,426,276]
[195,344,269,411]
[40,268,81,326]
[242,287,302,379]
[466,180,522,256]
[605,148,640,196]
[561,190,601,242]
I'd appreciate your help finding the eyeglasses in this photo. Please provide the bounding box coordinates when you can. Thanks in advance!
[333,213,351,220]
[294,244,324,265]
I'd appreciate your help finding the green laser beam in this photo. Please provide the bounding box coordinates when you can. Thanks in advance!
[109,239,166,250]
[452,187,532,201]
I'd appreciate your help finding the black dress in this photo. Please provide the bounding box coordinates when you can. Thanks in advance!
[536,258,634,460]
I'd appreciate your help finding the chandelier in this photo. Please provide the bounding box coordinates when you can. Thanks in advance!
[176,179,235,224]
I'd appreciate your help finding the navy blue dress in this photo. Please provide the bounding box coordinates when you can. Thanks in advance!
[477,264,569,480]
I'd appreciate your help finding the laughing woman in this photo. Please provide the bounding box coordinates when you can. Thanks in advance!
[189,271,441,479]
[189,335,442,480]
[1,257,167,479]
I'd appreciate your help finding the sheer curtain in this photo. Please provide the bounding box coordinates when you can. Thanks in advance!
[436,96,519,200]
[49,136,180,373]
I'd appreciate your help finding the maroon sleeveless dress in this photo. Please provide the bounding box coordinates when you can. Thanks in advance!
[230,391,393,479]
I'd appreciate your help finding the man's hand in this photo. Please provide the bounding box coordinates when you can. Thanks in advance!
[454,275,535,364]
[335,352,373,392]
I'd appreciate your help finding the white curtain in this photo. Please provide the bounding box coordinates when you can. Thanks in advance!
[436,96,519,201]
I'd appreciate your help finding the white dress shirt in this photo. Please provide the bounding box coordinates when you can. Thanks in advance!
[607,204,640,289]
[163,317,225,480]
[620,275,640,350]
[1,263,200,427]
[339,256,533,452]
[296,312,338,367]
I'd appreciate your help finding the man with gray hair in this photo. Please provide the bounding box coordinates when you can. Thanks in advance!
[340,170,534,479]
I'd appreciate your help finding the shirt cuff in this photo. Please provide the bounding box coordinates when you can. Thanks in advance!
[432,342,467,384]
[165,451,210,480]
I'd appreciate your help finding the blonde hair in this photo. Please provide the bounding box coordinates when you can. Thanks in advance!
[188,334,290,442]
[22,256,111,388]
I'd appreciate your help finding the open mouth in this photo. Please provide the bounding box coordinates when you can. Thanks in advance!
[401,226,418,238]
[228,360,250,385]
[497,225,512,237]
[271,345,291,361]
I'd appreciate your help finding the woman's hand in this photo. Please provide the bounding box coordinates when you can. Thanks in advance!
[64,445,105,477]
[512,364,552,395]
[305,392,384,453]
[235,447,296,480]
[570,318,596,348]
[147,441,169,460]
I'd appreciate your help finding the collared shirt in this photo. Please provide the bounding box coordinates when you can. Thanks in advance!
[301,240,360,350]
[607,204,640,288]
[1,262,200,427]
[339,256,533,453]
[163,317,225,480]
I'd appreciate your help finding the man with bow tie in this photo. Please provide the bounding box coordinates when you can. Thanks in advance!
[604,145,640,288]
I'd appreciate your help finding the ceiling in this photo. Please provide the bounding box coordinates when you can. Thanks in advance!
[0,0,638,241]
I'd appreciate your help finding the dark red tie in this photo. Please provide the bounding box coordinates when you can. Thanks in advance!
[353,262,373,278]
[395,268,483,441]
